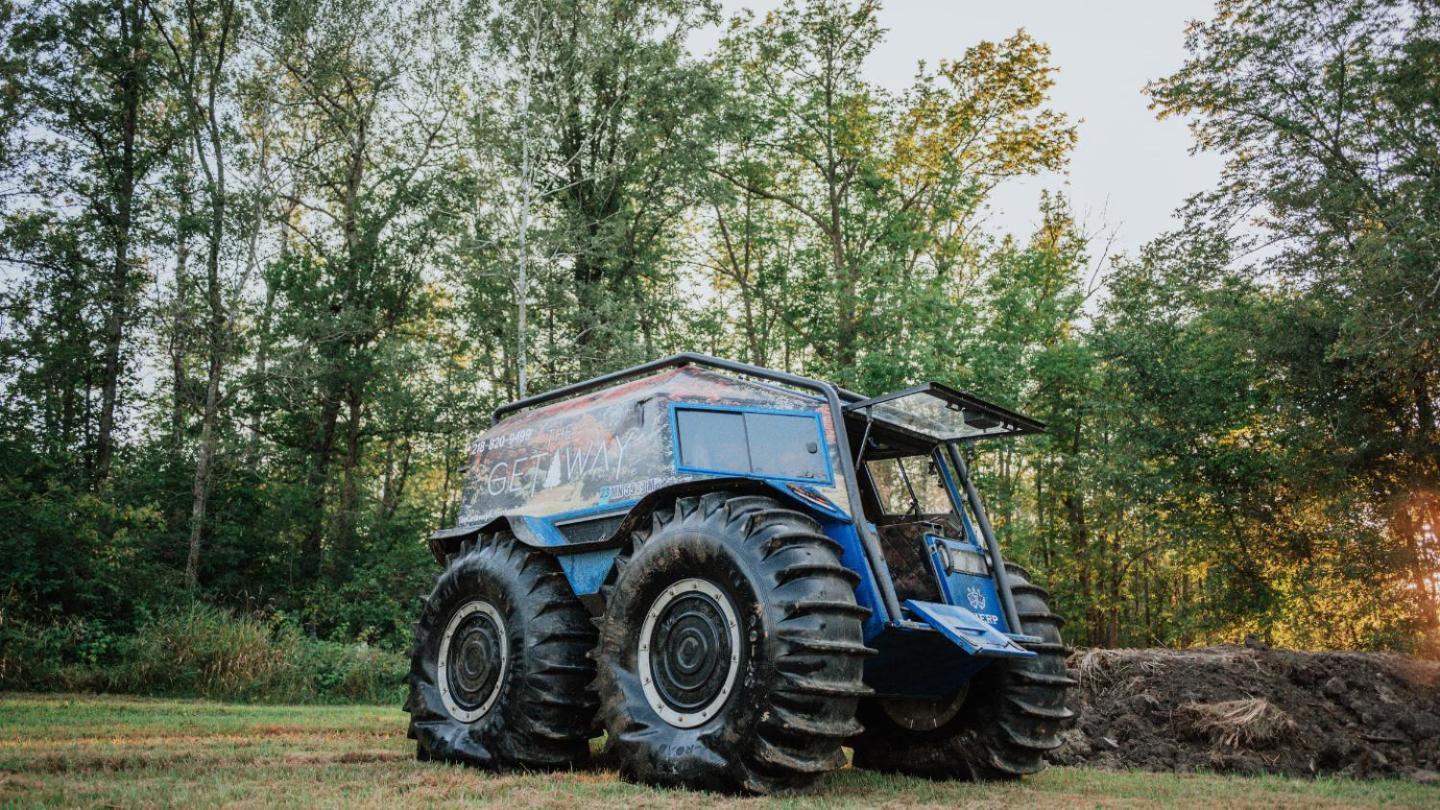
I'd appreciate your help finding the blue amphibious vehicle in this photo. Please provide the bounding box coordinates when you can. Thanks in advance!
[408,354,1072,794]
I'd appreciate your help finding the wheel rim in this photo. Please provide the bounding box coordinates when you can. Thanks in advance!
[879,684,970,732]
[639,578,741,728]
[437,600,508,722]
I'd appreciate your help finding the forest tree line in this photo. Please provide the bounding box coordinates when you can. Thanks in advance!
[1,0,1436,672]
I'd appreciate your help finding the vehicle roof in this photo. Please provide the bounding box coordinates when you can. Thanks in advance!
[492,353,1042,442]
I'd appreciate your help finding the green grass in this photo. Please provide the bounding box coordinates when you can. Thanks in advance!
[1,693,1435,808]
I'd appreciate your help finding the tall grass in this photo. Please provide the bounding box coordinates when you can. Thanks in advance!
[0,604,406,704]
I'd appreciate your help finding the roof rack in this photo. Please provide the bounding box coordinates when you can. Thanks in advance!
[491,353,839,425]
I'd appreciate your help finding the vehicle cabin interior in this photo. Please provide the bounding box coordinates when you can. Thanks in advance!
[842,384,1042,607]
[846,418,965,604]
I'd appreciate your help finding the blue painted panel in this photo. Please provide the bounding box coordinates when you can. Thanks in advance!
[765,481,847,520]
[924,534,1010,633]
[933,451,982,545]
[863,624,992,698]
[521,515,567,547]
[521,501,634,553]
[528,506,632,595]
[905,599,1034,659]
[544,499,640,524]
[821,521,889,639]
[559,548,621,596]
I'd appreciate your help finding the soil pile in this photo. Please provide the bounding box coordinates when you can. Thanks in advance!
[1051,644,1440,780]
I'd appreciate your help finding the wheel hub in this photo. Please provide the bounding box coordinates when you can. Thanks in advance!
[639,578,741,728]
[880,684,970,732]
[438,600,508,722]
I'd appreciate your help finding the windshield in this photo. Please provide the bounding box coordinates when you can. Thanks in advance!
[847,383,1043,442]
[868,394,989,441]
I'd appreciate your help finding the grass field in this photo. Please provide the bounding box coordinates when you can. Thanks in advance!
[1,693,1436,808]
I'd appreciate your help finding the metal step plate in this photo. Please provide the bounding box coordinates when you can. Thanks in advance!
[905,599,1036,659]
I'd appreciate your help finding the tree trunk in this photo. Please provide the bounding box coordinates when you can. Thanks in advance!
[248,198,293,460]
[516,107,533,398]
[302,394,342,579]
[332,385,364,578]
[1065,416,1093,644]
[381,438,412,520]
[185,174,226,589]
[177,0,236,589]
[94,3,145,487]
[186,351,221,588]
[169,155,194,449]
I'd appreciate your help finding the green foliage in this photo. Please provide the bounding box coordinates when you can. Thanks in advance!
[1,604,405,704]
[1141,0,1440,643]
[0,441,182,628]
[119,604,404,704]
[703,1,1076,388]
[299,504,438,649]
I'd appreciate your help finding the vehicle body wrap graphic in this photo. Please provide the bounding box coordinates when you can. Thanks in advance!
[457,366,852,527]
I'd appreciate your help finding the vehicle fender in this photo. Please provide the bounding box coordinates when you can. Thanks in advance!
[609,477,887,633]
[426,514,545,565]
[607,476,853,540]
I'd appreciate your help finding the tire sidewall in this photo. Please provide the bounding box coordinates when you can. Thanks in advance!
[420,549,526,744]
[603,523,775,782]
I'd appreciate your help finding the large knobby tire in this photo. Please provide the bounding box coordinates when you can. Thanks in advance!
[595,492,873,794]
[849,563,1074,779]
[405,536,598,769]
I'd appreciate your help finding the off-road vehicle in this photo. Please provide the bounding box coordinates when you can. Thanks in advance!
[406,353,1072,793]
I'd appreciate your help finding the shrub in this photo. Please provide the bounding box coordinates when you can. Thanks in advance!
[0,613,129,693]
[117,604,299,700]
[288,632,406,704]
[1,603,406,704]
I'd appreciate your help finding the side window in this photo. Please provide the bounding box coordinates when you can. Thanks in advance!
[673,409,750,472]
[674,407,830,482]
[746,412,825,479]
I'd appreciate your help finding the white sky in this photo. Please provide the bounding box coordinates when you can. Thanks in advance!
[694,0,1226,257]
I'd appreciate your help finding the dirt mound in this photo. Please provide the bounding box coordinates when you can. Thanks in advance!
[1051,643,1440,780]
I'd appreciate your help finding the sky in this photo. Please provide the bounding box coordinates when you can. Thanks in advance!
[693,0,1227,258]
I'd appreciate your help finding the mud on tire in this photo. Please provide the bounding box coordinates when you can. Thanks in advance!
[595,492,873,794]
[405,536,598,769]
[849,563,1075,779]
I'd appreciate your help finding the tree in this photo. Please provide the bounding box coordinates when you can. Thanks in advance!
[1150,0,1440,635]
[252,0,466,582]
[709,0,1075,387]
[2,0,172,486]
[486,0,718,381]
[148,0,242,587]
